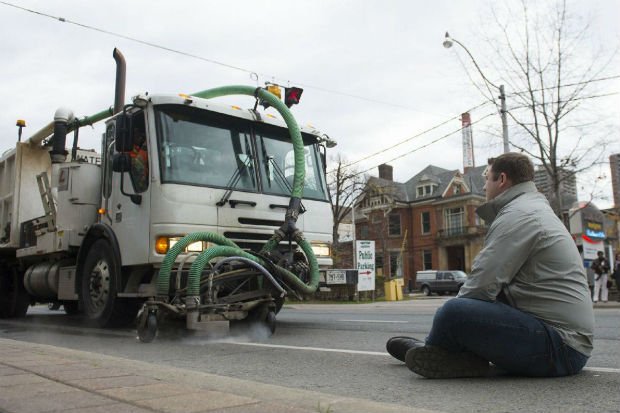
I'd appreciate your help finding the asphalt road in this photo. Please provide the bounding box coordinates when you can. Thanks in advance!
[1,298,619,412]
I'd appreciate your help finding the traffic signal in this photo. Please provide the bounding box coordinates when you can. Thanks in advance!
[284,87,303,108]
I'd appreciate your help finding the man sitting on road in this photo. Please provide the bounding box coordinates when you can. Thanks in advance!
[387,153,594,378]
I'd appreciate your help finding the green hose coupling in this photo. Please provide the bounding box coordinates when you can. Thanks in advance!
[279,197,302,236]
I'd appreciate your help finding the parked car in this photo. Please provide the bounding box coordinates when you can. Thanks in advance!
[415,270,468,296]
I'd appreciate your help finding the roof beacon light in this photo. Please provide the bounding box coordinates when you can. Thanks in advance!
[266,84,282,99]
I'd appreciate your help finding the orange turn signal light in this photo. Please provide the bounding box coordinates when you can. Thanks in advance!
[155,237,169,254]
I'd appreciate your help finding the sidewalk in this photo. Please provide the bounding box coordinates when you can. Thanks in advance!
[0,338,431,413]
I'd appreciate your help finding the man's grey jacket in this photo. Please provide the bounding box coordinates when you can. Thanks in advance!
[458,181,594,356]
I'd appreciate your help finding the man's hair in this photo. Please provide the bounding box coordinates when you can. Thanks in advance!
[487,152,534,184]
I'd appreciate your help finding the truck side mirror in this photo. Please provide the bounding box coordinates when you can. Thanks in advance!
[114,114,133,152]
[112,153,131,172]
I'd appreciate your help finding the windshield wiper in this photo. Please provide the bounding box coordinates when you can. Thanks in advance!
[216,155,253,207]
[266,155,306,214]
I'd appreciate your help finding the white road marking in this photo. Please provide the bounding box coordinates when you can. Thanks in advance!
[337,319,409,324]
[231,342,389,356]
[230,343,620,374]
[583,367,620,374]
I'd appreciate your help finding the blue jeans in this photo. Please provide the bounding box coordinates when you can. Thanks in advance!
[426,298,589,377]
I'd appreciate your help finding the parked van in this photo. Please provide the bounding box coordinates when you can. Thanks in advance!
[415,270,468,296]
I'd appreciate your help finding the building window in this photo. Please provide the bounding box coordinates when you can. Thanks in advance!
[416,184,436,198]
[359,224,369,239]
[454,184,462,194]
[421,211,431,234]
[423,250,433,270]
[444,207,464,236]
[388,213,401,236]
[371,211,382,223]
[376,253,383,276]
[389,251,400,278]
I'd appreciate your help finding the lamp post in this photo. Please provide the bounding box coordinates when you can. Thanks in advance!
[443,32,509,153]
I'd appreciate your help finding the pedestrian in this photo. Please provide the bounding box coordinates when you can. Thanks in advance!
[613,252,620,302]
[591,251,610,303]
[386,153,594,378]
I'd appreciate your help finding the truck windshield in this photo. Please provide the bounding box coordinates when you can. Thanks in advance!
[155,105,328,201]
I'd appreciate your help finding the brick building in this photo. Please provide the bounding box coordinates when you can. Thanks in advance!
[354,163,487,291]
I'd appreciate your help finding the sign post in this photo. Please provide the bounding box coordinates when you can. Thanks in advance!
[356,240,375,296]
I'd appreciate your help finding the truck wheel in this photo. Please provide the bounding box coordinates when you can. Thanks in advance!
[81,239,136,327]
[265,311,276,335]
[422,285,431,296]
[0,267,30,318]
[137,308,158,343]
[63,301,80,315]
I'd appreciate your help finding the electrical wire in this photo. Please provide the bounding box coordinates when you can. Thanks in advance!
[351,111,497,178]
[0,0,429,113]
[334,100,492,172]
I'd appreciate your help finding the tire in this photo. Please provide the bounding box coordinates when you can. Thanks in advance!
[137,309,158,343]
[48,302,61,311]
[80,239,137,327]
[63,301,80,315]
[422,285,431,296]
[265,311,276,335]
[0,265,30,318]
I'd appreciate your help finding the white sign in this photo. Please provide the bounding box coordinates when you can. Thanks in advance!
[326,270,347,285]
[583,239,604,260]
[356,240,375,291]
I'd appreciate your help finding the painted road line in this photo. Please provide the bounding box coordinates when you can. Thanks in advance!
[584,367,620,374]
[337,319,409,323]
[230,343,620,374]
[232,342,389,356]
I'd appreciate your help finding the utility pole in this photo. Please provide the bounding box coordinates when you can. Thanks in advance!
[499,85,509,153]
[444,33,510,153]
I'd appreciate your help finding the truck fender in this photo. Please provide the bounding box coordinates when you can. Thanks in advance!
[76,223,123,295]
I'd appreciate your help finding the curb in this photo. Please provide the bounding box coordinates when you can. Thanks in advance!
[0,338,435,413]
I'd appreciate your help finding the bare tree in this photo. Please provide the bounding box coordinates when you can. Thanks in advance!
[462,0,617,216]
[327,154,365,249]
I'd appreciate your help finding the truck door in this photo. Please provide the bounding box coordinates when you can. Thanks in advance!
[104,111,151,265]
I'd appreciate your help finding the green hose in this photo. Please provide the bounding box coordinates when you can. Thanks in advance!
[187,245,318,296]
[157,232,240,296]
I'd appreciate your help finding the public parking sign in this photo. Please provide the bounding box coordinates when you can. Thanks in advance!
[356,240,375,291]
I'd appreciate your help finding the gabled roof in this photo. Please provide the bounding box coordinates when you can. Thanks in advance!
[404,165,456,201]
[463,165,487,196]
[358,164,487,207]
[364,176,409,202]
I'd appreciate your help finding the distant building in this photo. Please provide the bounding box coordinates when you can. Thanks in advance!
[610,153,620,207]
[534,165,578,214]
[353,163,487,292]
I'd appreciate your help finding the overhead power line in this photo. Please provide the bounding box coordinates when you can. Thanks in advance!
[353,111,497,178]
[0,0,429,113]
[334,100,491,172]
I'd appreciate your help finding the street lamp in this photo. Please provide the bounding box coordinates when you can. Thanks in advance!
[443,32,509,153]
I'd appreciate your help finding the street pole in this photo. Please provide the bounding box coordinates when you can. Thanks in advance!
[444,33,510,153]
[499,85,509,153]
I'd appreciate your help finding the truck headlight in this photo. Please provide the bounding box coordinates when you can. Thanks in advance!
[155,236,212,254]
[310,242,331,257]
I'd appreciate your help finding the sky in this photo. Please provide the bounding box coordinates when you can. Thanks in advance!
[1,0,619,207]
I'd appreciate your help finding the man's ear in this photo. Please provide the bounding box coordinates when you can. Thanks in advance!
[500,172,510,187]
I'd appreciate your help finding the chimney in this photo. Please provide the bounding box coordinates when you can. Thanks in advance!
[378,164,393,181]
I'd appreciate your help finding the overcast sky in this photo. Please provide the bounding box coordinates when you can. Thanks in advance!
[1,0,619,207]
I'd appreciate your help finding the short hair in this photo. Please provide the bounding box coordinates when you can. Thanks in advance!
[487,153,534,184]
